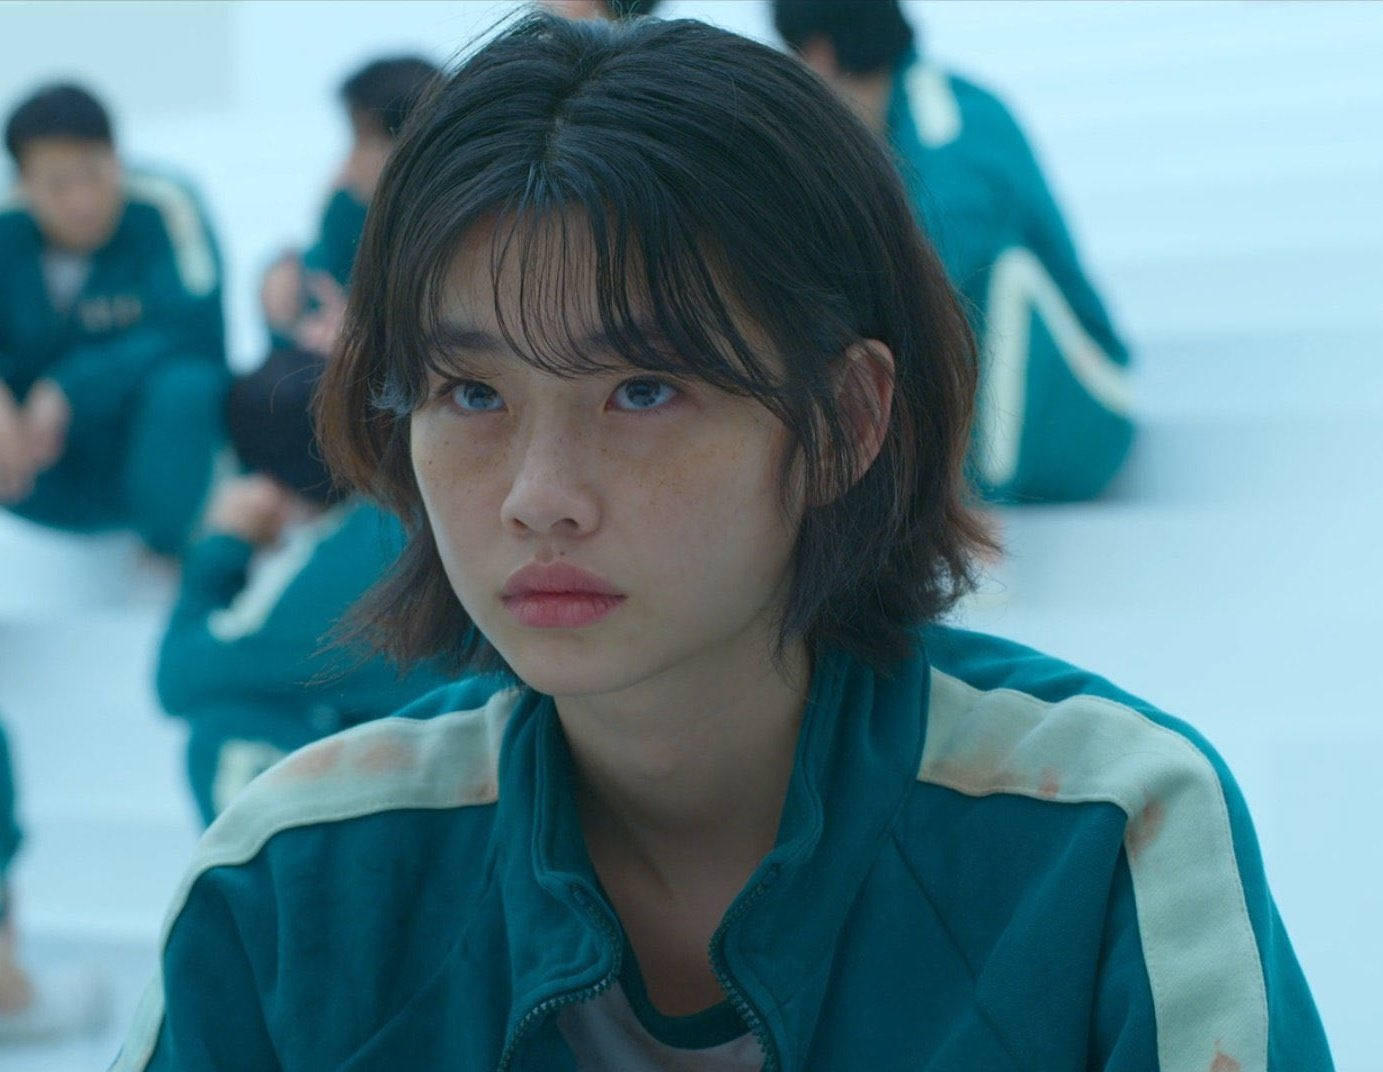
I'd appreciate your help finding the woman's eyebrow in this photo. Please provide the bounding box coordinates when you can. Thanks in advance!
[428,320,504,355]
[428,316,681,365]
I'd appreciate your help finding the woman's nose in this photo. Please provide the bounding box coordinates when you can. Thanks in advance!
[498,423,601,537]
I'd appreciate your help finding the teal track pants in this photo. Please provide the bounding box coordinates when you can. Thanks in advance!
[8,358,227,555]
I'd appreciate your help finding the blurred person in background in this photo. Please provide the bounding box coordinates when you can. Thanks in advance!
[0,722,107,1042]
[162,56,444,825]
[0,723,24,1029]
[0,83,226,555]
[156,353,449,826]
[775,0,1134,502]
[258,56,439,359]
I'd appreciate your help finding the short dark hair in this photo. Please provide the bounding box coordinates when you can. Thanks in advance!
[5,83,113,166]
[316,13,991,675]
[772,0,915,76]
[227,348,344,507]
[339,56,441,138]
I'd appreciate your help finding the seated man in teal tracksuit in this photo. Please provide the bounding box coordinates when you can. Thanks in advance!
[259,56,439,359]
[0,84,226,553]
[156,352,450,825]
[775,0,1134,502]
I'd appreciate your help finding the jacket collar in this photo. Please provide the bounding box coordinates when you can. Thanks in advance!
[492,638,930,1065]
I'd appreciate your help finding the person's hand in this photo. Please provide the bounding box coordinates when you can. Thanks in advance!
[292,271,348,357]
[22,379,71,474]
[259,251,305,333]
[0,382,37,504]
[205,475,296,547]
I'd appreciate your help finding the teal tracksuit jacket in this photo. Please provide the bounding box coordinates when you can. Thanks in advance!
[0,168,228,552]
[303,187,368,290]
[115,625,1330,1071]
[0,720,20,922]
[889,57,1135,502]
[267,188,368,352]
[156,500,450,825]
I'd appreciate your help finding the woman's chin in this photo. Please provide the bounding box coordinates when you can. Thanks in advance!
[491,638,627,698]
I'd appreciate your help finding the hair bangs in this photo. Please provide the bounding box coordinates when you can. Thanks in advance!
[374,161,799,427]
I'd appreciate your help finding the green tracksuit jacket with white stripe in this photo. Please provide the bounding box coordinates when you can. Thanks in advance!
[157,500,450,825]
[114,625,1331,1071]
[0,167,227,550]
[889,57,1135,502]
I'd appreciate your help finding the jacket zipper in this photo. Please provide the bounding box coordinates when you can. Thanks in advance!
[708,864,783,1072]
[499,868,785,1071]
[494,893,621,1072]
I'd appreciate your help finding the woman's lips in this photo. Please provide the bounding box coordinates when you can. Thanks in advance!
[501,592,626,628]
[500,561,625,628]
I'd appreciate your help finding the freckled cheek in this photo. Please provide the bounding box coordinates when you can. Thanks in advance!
[688,425,795,517]
[629,433,794,558]
[410,421,509,551]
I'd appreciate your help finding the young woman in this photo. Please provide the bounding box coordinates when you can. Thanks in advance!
[114,13,1330,1071]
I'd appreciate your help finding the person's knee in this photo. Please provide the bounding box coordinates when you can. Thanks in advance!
[136,359,228,424]
[127,361,228,554]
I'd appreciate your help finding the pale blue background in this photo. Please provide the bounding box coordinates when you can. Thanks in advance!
[0,2,1380,1068]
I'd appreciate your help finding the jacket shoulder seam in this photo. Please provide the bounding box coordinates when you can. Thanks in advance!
[108,686,519,1072]
[919,668,1269,1072]
[121,169,218,296]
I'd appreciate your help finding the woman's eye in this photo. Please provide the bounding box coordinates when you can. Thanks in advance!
[611,378,678,411]
[449,381,504,412]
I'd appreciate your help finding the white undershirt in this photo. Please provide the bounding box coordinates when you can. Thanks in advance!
[557,982,764,1072]
[42,250,92,313]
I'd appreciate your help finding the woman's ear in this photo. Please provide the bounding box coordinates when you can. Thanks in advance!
[836,338,895,489]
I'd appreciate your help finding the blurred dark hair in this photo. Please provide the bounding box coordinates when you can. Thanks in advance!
[316,12,992,675]
[5,83,113,166]
[340,56,442,138]
[772,0,915,76]
[228,349,344,507]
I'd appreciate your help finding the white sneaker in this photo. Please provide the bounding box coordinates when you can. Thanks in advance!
[0,961,110,1044]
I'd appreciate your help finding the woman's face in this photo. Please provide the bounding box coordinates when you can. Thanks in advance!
[409,230,805,700]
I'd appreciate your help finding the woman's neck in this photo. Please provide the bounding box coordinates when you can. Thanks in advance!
[557,627,812,884]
